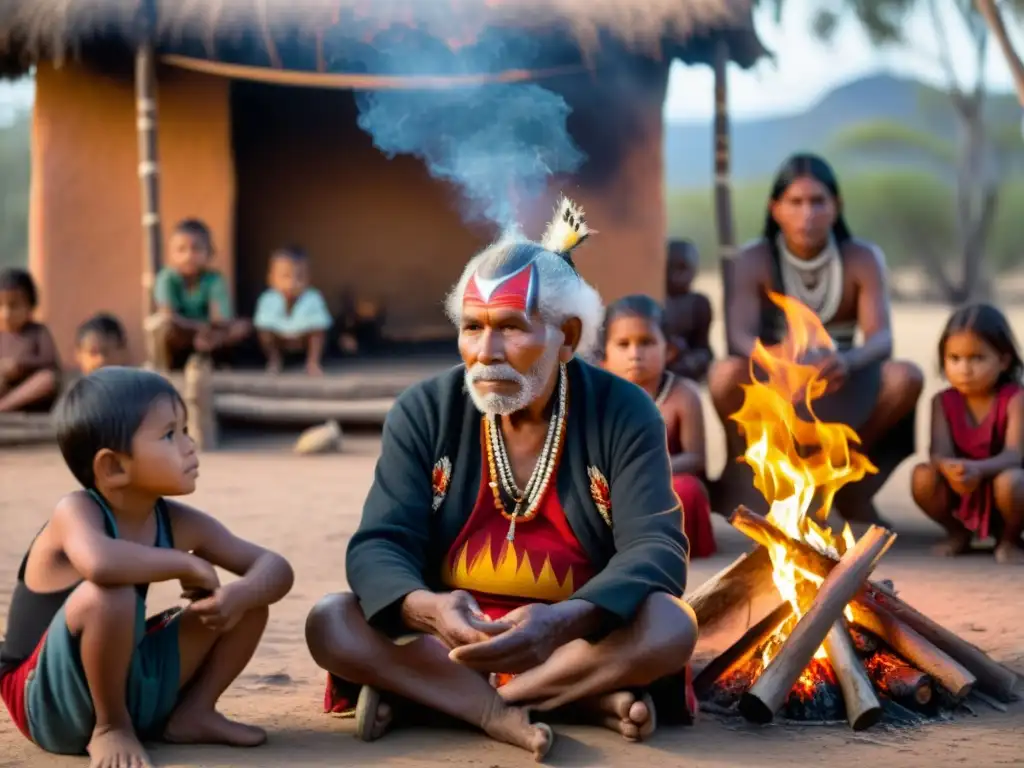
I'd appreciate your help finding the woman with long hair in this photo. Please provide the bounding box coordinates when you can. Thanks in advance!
[706,153,924,524]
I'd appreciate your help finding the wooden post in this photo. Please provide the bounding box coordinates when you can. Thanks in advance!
[135,0,165,369]
[712,37,737,350]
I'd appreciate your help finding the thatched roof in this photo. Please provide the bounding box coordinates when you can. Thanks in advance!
[0,0,766,79]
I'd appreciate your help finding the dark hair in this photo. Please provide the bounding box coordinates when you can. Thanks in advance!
[76,313,127,347]
[599,294,665,356]
[273,245,309,262]
[763,153,852,247]
[938,303,1024,387]
[56,367,187,489]
[0,267,38,308]
[172,218,214,253]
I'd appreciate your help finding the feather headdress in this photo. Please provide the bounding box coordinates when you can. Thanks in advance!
[540,196,593,271]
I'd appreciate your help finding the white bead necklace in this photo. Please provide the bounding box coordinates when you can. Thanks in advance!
[487,362,568,541]
[655,371,675,408]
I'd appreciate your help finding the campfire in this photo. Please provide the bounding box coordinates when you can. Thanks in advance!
[691,293,1020,730]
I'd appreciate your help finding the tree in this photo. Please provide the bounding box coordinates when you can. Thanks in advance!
[974,0,1024,110]
[805,0,1023,302]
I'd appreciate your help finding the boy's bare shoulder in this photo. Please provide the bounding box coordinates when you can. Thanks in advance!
[669,375,703,410]
[50,490,107,531]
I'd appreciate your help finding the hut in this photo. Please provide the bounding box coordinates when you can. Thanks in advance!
[0,1,764,367]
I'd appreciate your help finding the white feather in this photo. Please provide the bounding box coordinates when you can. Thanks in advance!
[540,196,593,255]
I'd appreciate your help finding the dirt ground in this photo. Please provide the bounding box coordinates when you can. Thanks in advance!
[2,298,1024,767]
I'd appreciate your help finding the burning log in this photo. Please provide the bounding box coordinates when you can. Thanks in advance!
[729,505,1017,702]
[694,602,793,698]
[738,525,896,724]
[823,619,882,730]
[847,601,974,699]
[686,546,774,632]
[864,650,933,707]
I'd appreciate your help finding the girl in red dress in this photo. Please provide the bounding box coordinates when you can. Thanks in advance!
[912,304,1024,564]
[601,295,717,558]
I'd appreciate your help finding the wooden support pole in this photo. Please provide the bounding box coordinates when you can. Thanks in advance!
[135,0,164,369]
[729,505,1018,701]
[738,525,896,724]
[823,619,882,730]
[712,37,737,349]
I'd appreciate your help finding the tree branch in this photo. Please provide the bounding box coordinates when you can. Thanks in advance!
[927,0,966,95]
[975,0,1024,107]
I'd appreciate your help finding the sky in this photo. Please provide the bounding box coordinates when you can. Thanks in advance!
[0,0,1020,125]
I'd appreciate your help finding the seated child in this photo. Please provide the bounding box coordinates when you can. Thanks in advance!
[0,268,60,413]
[601,295,717,557]
[663,240,713,382]
[153,219,251,368]
[0,367,294,766]
[912,304,1024,565]
[254,247,332,375]
[75,313,128,376]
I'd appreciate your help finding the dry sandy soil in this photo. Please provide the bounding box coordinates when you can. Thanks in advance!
[1,299,1023,767]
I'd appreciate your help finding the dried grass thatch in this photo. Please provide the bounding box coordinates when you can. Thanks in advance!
[0,0,765,77]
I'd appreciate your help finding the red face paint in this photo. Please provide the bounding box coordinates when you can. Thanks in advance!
[463,262,537,313]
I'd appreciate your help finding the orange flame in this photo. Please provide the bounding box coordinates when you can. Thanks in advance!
[730,293,877,665]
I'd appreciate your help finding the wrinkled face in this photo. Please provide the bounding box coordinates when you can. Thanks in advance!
[123,396,199,496]
[603,315,666,386]
[0,288,31,333]
[943,330,1008,397]
[459,304,562,416]
[770,176,839,256]
[269,254,309,301]
[168,232,211,279]
[667,245,697,294]
[76,332,124,375]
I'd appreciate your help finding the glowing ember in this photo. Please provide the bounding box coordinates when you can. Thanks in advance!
[730,293,877,667]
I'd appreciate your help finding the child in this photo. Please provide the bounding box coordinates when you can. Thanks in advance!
[0,367,294,766]
[75,313,128,376]
[912,304,1024,565]
[601,295,717,557]
[153,219,252,368]
[663,240,713,382]
[0,267,60,413]
[254,247,332,375]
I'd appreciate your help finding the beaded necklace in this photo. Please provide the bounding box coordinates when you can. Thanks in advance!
[483,362,568,542]
[655,371,675,408]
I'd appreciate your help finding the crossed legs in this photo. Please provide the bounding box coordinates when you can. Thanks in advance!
[305,592,696,755]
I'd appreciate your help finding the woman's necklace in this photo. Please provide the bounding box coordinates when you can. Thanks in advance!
[655,371,675,408]
[484,362,569,542]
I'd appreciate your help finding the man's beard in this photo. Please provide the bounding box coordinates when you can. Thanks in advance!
[464,341,561,417]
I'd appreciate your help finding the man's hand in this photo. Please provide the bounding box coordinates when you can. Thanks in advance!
[814,352,850,394]
[448,602,566,674]
[938,459,982,495]
[179,555,220,601]
[187,581,247,632]
[430,590,510,649]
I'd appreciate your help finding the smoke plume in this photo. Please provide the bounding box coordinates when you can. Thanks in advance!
[355,80,584,232]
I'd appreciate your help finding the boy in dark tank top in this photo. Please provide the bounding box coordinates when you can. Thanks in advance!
[0,367,294,767]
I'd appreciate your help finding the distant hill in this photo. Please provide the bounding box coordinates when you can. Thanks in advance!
[665,72,1021,188]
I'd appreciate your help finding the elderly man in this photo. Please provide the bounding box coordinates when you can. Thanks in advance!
[709,154,924,522]
[305,199,696,759]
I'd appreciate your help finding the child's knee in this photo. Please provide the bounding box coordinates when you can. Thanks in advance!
[911,462,940,499]
[993,469,1024,516]
[65,583,136,633]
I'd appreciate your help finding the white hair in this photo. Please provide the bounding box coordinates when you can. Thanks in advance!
[444,239,605,358]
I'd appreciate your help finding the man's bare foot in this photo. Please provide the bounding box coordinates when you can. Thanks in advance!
[933,529,972,557]
[994,541,1024,564]
[581,691,655,742]
[481,702,554,762]
[163,708,267,747]
[306,362,324,377]
[266,356,283,375]
[87,725,152,768]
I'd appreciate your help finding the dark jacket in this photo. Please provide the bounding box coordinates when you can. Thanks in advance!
[345,357,689,633]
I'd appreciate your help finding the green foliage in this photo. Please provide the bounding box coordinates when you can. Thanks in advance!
[830,119,957,166]
[667,170,1024,272]
[0,105,30,270]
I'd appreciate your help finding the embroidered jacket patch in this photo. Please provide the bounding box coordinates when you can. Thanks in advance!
[431,457,452,511]
[587,466,612,527]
